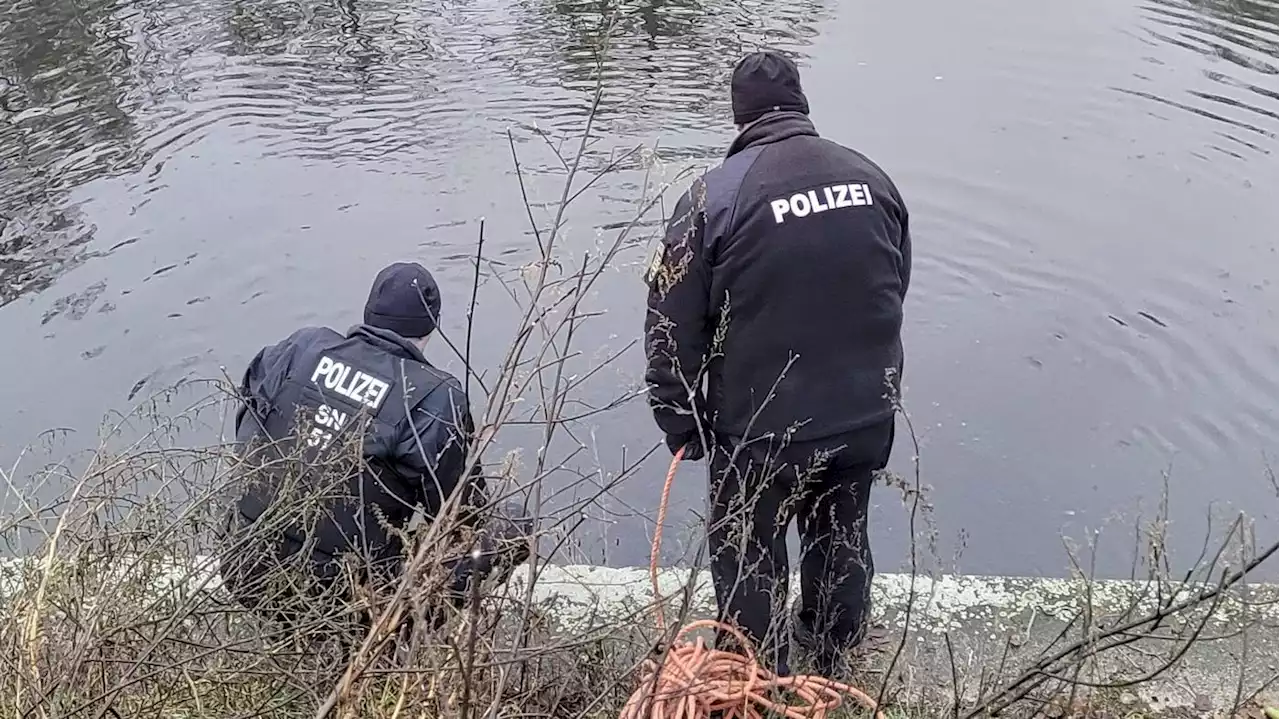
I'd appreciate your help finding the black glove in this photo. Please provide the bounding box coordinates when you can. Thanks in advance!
[665,431,705,461]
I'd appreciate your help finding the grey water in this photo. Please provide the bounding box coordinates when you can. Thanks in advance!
[1,0,1276,579]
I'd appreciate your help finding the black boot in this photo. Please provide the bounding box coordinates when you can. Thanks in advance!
[440,502,534,606]
[791,604,856,681]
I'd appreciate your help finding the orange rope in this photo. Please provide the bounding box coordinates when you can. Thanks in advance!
[619,445,887,719]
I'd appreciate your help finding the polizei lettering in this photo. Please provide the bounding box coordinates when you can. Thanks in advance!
[310,356,391,411]
[769,182,874,224]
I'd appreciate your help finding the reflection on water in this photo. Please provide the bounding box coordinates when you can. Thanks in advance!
[502,0,829,139]
[0,0,138,307]
[0,0,1275,575]
[1127,0,1278,157]
[1,0,833,307]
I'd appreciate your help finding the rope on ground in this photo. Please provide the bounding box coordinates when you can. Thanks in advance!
[618,445,887,719]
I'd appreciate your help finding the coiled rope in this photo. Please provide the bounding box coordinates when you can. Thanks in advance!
[618,444,887,719]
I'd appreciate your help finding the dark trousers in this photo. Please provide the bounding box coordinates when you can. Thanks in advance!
[218,540,400,654]
[706,418,894,677]
[219,506,533,652]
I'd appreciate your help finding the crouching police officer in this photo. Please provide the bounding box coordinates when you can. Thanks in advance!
[644,51,912,678]
[220,261,528,642]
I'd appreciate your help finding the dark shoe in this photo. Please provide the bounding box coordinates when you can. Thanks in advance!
[444,502,533,595]
[827,631,893,681]
[792,603,816,654]
[474,501,534,585]
[790,604,890,680]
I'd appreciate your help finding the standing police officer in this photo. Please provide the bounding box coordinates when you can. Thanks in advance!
[644,51,911,677]
[221,261,524,640]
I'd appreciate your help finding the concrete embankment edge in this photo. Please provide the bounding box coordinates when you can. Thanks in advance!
[513,565,1278,713]
[3,559,1276,712]
[516,565,1277,633]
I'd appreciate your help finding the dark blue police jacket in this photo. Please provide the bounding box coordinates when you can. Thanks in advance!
[644,112,912,445]
[228,323,480,576]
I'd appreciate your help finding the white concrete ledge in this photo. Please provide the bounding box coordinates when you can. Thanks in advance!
[510,564,1276,632]
[3,557,1274,712]
[4,557,1273,634]
[510,565,1277,712]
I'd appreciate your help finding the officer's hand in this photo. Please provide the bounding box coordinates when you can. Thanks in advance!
[665,431,705,461]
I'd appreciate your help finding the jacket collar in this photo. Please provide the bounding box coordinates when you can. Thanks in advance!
[726,111,819,158]
[347,323,430,364]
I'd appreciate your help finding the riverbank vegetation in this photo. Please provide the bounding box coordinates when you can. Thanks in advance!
[2,18,1276,719]
[1,388,1273,717]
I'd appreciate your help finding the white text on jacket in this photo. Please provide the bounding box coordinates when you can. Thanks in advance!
[306,403,349,450]
[770,183,874,224]
[310,356,391,411]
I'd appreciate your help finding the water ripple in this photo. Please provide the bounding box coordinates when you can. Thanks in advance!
[1128,0,1279,154]
[1,0,1277,574]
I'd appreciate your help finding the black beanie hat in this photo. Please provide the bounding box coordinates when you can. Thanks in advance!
[731,50,810,126]
[363,262,441,339]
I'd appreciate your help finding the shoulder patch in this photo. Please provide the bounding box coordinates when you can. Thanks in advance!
[643,241,667,286]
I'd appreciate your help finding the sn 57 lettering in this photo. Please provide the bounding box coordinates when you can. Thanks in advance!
[769,183,873,224]
[305,403,349,450]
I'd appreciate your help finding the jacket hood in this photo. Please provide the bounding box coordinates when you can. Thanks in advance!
[347,323,430,365]
[727,111,819,158]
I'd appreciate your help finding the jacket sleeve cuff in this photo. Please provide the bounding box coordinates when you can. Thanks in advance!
[664,431,692,456]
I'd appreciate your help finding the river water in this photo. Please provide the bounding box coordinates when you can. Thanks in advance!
[1,0,1276,578]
